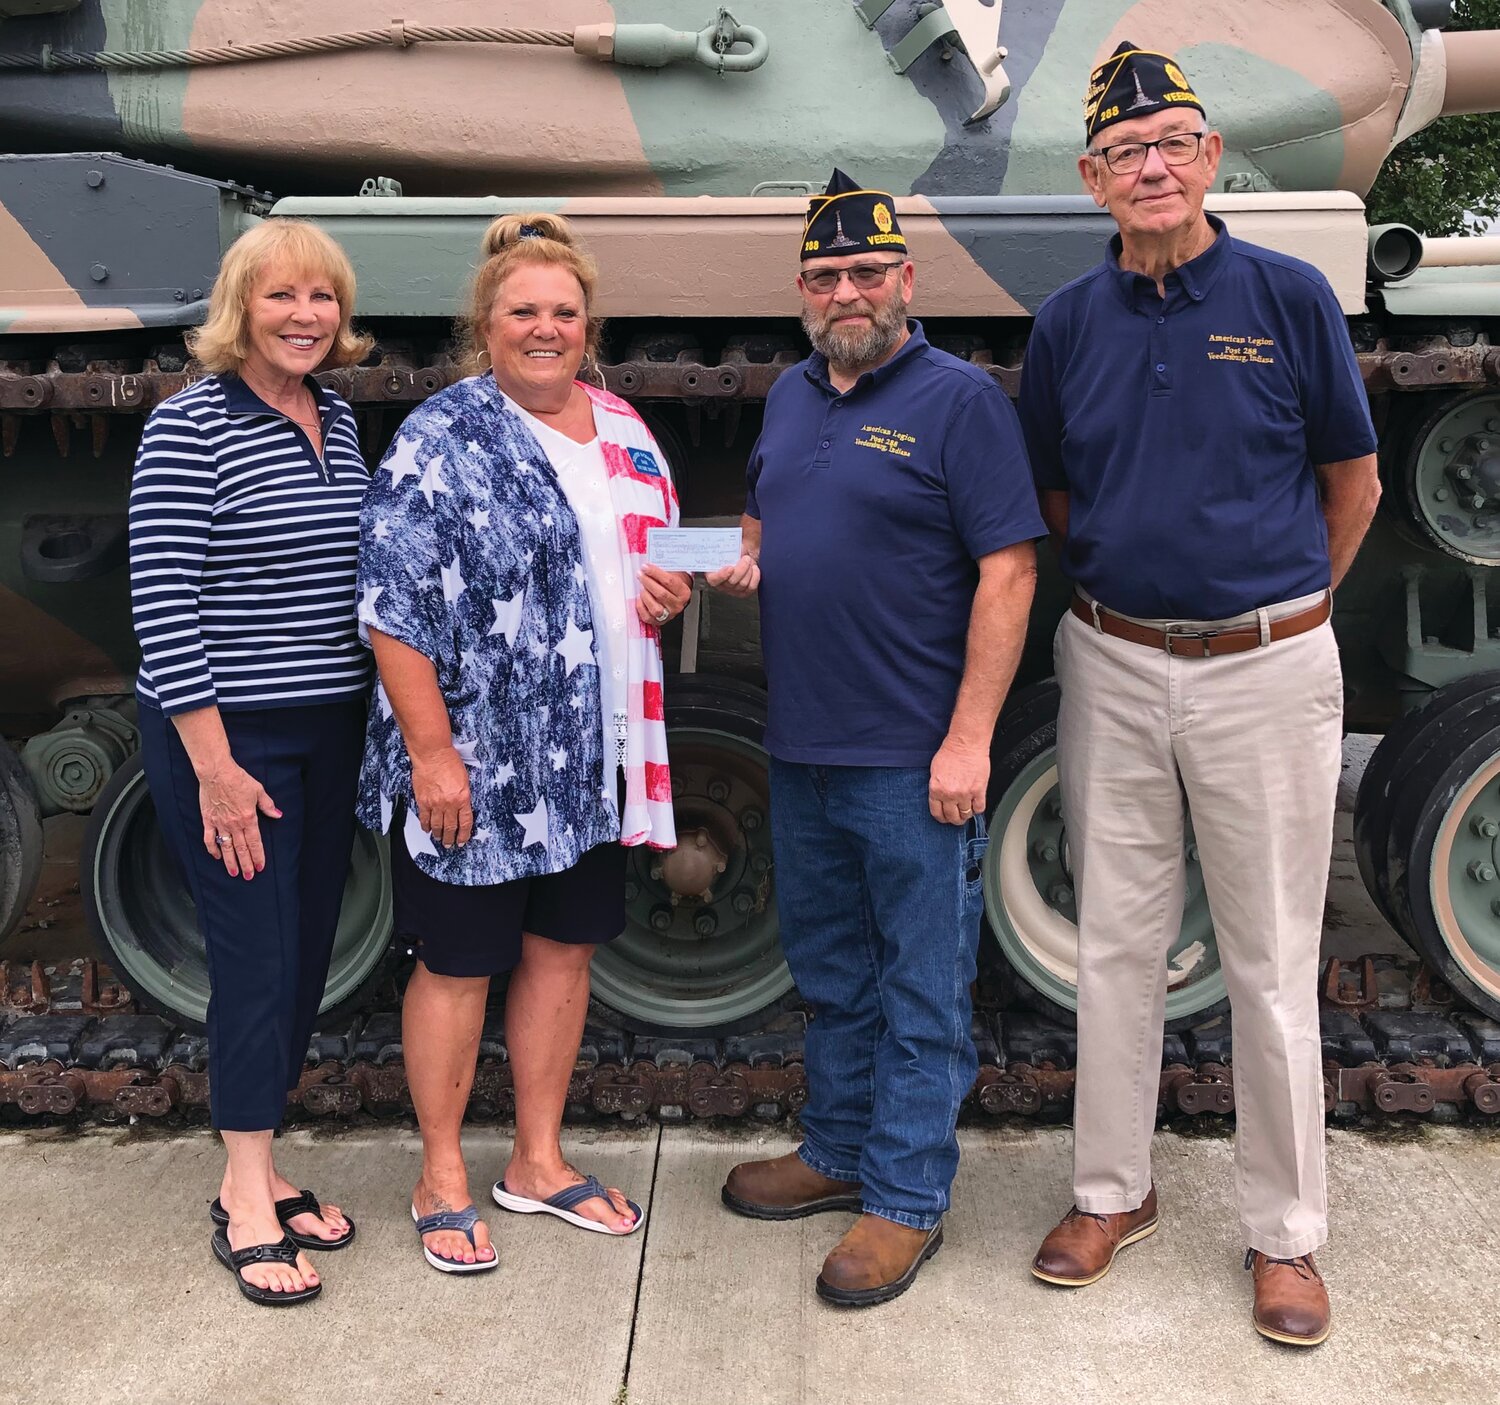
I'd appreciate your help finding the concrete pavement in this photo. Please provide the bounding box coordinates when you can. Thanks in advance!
[2,1122,1496,1405]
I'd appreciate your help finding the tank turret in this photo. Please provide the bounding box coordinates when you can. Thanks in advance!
[0,1,1494,199]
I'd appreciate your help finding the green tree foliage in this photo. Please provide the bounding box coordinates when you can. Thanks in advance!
[1367,0,1500,235]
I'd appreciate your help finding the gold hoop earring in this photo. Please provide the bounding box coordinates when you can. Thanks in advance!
[477,348,492,370]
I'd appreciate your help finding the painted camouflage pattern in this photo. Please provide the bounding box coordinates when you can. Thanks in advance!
[0,0,1474,197]
[0,0,1493,334]
[266,190,1371,318]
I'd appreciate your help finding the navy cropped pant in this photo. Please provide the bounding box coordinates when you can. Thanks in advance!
[138,699,366,1131]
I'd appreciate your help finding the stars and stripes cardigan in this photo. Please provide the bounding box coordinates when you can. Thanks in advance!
[355,374,678,885]
[127,373,373,716]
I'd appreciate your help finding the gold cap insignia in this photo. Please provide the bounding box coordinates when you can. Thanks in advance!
[873,202,893,234]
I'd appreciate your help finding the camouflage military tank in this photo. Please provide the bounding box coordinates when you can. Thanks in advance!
[1,0,1499,1052]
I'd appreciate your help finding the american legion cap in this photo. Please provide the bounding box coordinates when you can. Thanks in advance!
[801,167,907,261]
[1084,42,1204,143]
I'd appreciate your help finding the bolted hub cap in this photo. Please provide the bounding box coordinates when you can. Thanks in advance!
[1408,393,1500,564]
[588,724,793,1030]
[658,826,729,902]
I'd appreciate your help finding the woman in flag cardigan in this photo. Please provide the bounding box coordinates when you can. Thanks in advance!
[356,213,691,1272]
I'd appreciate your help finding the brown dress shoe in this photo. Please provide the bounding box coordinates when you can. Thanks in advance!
[815,1213,944,1307]
[1031,1186,1159,1286]
[1246,1250,1330,1346]
[721,1150,863,1221]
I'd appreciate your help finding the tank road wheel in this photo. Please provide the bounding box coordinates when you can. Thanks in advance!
[1354,673,1500,930]
[1380,688,1500,1019]
[980,682,1229,1030]
[81,753,393,1032]
[0,738,45,952]
[1396,390,1500,565]
[588,676,794,1034]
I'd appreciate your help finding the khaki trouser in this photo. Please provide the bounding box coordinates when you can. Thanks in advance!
[1055,592,1342,1257]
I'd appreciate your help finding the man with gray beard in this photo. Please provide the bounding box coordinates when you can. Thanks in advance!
[706,169,1043,1306]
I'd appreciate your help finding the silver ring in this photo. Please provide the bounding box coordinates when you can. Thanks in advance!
[215,833,230,845]
[656,607,670,624]
[958,809,973,817]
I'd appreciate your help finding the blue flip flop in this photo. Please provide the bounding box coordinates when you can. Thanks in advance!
[492,1174,643,1235]
[410,1202,499,1274]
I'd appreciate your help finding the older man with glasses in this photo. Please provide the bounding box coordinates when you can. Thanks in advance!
[707,168,1043,1306]
[1018,45,1381,1346]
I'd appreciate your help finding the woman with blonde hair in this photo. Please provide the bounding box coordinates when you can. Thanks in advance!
[356,213,692,1272]
[128,218,374,1305]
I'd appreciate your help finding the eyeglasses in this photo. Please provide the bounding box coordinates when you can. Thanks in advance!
[1089,131,1207,175]
[801,262,905,295]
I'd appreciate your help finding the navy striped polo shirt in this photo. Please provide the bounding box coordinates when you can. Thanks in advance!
[128,372,373,715]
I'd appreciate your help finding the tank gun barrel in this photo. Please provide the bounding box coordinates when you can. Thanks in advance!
[1420,235,1500,268]
[1438,29,1500,116]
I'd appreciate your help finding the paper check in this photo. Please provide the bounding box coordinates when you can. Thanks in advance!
[646,527,743,573]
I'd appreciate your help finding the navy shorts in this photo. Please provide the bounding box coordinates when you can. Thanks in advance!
[390,824,627,977]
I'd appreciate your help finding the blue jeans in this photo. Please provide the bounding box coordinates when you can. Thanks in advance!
[769,760,987,1231]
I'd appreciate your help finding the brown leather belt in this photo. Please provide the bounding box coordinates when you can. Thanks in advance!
[1069,592,1331,657]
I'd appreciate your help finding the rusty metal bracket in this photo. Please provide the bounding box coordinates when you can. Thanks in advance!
[111,1075,176,1118]
[1169,1062,1237,1116]
[296,1063,366,1118]
[590,1061,656,1117]
[607,358,744,401]
[79,959,130,1014]
[1369,1064,1437,1113]
[0,960,50,1013]
[1411,966,1459,1013]
[1323,955,1380,1012]
[1463,1065,1500,1114]
[1358,344,1494,391]
[5,1061,86,1115]
[687,1060,750,1117]
[974,1062,1043,1116]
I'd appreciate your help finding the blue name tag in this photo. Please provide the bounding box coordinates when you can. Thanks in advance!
[628,447,662,478]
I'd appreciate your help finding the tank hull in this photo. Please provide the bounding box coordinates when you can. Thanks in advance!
[0,0,1497,1038]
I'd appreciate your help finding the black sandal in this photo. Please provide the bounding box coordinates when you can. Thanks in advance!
[211,1230,322,1306]
[208,1190,357,1251]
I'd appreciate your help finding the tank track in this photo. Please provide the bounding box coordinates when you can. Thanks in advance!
[4,953,1500,1127]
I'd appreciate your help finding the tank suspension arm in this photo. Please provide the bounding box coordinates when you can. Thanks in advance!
[0,11,768,75]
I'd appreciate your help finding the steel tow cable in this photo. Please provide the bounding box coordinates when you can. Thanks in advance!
[0,25,574,71]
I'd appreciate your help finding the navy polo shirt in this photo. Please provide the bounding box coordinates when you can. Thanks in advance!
[1018,215,1377,619]
[746,321,1044,765]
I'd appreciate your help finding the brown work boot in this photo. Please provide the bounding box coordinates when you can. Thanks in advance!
[1246,1250,1331,1346]
[721,1150,863,1221]
[815,1213,944,1307]
[1031,1186,1160,1286]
